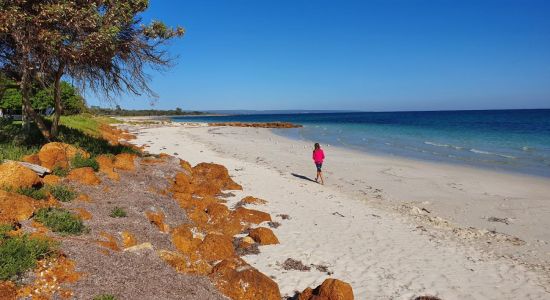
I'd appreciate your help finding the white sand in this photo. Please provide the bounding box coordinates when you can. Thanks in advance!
[129,124,550,299]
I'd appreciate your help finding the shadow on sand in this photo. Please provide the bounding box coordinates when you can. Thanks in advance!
[291,173,317,183]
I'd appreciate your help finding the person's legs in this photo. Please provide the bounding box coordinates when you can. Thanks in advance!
[315,163,324,185]
[319,170,324,185]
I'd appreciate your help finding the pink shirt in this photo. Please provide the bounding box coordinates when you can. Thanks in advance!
[313,149,325,163]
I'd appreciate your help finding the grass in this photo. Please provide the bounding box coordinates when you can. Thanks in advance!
[0,228,56,280]
[48,185,77,202]
[93,294,117,300]
[34,208,85,235]
[109,207,127,218]
[16,186,48,200]
[71,153,99,171]
[52,166,70,177]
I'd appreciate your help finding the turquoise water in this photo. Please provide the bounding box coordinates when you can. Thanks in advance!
[172,110,550,177]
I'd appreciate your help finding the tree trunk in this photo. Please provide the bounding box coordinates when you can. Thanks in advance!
[51,64,64,138]
[20,66,52,141]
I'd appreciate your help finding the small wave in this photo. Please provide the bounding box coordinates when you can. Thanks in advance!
[424,141,464,150]
[469,149,516,159]
[521,146,534,152]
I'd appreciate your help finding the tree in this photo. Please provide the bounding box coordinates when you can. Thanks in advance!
[175,107,183,115]
[0,0,184,139]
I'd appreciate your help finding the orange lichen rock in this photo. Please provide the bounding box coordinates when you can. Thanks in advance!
[37,142,89,170]
[22,153,41,165]
[77,193,92,202]
[297,278,354,300]
[17,255,81,300]
[171,224,201,254]
[248,227,279,245]
[67,167,101,185]
[74,208,92,220]
[179,159,193,173]
[97,232,121,252]
[141,157,164,165]
[191,163,242,196]
[95,155,120,181]
[232,207,272,225]
[209,257,281,300]
[43,174,61,185]
[113,153,137,171]
[158,249,212,275]
[0,161,41,189]
[0,281,16,300]
[121,231,138,248]
[0,190,37,223]
[146,211,170,233]
[197,233,236,261]
[171,172,192,194]
[239,196,268,206]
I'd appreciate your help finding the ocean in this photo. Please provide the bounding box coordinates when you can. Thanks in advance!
[172,109,550,177]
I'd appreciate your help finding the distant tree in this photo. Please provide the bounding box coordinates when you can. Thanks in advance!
[175,107,183,115]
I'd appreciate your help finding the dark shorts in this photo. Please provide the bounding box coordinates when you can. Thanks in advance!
[315,163,323,172]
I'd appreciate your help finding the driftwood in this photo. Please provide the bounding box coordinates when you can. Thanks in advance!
[6,160,50,176]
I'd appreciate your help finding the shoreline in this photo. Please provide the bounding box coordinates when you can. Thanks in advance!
[125,122,550,299]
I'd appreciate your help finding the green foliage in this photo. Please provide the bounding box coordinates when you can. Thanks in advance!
[48,185,77,202]
[93,295,117,300]
[16,186,47,200]
[0,224,14,235]
[109,207,127,218]
[52,166,70,177]
[71,153,99,171]
[34,208,85,235]
[88,106,206,117]
[0,233,56,280]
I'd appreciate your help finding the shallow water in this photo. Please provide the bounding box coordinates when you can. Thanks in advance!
[172,109,550,177]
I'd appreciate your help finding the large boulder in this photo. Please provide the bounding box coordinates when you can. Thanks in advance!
[113,153,137,171]
[171,172,192,194]
[38,142,89,170]
[209,257,281,300]
[197,233,236,261]
[297,278,354,300]
[171,224,201,254]
[22,154,41,165]
[96,155,120,181]
[0,190,37,223]
[42,174,61,185]
[67,167,101,185]
[191,163,242,196]
[248,227,279,245]
[0,161,40,189]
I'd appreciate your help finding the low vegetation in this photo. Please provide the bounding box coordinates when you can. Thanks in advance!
[0,225,57,280]
[49,185,77,202]
[16,186,48,200]
[93,294,117,300]
[34,208,85,235]
[110,207,127,218]
[52,166,70,177]
[71,153,99,171]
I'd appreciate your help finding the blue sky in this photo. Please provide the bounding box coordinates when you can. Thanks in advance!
[87,0,550,111]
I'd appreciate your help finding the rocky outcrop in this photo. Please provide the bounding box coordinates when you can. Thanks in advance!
[113,153,137,171]
[296,278,354,300]
[37,142,89,170]
[67,167,101,185]
[232,207,272,225]
[248,227,279,245]
[198,233,236,261]
[0,190,37,223]
[191,163,243,196]
[96,155,120,181]
[0,161,41,189]
[43,175,61,185]
[237,196,268,206]
[209,257,281,300]
[22,154,41,165]
[209,122,302,128]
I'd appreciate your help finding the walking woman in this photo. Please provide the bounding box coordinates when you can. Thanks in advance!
[313,143,325,185]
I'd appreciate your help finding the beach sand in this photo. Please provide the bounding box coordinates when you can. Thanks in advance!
[128,123,550,299]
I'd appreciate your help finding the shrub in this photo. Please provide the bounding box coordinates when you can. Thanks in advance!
[71,153,99,171]
[52,166,69,177]
[49,185,77,202]
[93,294,117,300]
[16,186,48,200]
[109,207,127,218]
[34,208,85,235]
[0,233,56,280]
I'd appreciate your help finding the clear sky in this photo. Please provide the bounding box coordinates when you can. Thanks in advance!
[87,0,550,111]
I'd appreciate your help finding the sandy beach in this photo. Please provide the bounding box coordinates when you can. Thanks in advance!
[127,123,550,299]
